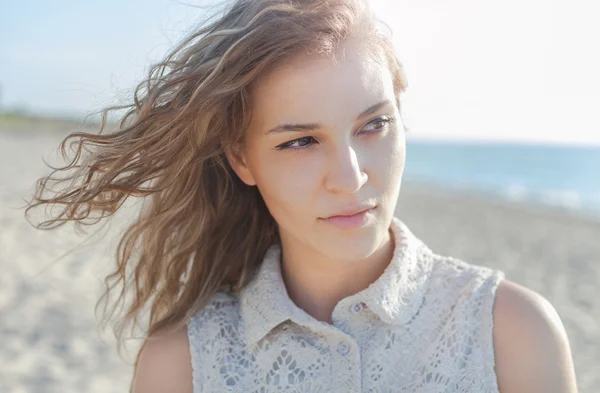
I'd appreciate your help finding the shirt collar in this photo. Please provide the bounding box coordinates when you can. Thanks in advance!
[238,216,436,346]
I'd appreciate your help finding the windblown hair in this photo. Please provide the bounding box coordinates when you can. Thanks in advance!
[26,0,408,379]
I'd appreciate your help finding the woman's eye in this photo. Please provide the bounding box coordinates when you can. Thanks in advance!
[363,115,395,132]
[276,136,318,150]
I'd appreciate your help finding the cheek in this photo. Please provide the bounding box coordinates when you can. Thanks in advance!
[250,153,321,217]
[366,130,406,184]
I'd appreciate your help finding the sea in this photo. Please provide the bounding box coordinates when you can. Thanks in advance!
[403,140,600,220]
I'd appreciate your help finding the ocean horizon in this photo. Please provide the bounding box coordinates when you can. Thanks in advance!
[404,139,600,219]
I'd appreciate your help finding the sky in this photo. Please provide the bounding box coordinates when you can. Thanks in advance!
[2,0,600,145]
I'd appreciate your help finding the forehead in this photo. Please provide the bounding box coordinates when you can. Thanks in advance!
[248,41,395,130]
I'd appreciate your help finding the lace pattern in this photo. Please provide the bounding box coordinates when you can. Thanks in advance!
[187,218,505,392]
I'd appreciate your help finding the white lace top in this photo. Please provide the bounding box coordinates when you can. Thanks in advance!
[187,217,506,392]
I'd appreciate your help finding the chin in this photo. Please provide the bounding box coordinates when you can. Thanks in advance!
[317,225,385,262]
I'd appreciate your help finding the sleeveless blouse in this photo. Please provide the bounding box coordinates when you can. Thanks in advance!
[187,217,506,392]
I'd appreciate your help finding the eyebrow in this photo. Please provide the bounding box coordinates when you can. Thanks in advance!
[265,99,393,135]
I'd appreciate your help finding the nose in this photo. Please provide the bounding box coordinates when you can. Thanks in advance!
[324,143,368,194]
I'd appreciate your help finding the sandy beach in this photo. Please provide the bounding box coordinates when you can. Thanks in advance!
[1,124,598,392]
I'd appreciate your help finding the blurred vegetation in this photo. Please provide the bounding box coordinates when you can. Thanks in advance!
[0,108,109,133]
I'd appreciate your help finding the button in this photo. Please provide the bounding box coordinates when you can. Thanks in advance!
[337,340,350,355]
[349,302,364,314]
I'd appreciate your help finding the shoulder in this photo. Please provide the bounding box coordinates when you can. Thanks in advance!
[492,279,578,393]
[131,292,240,393]
[131,325,193,393]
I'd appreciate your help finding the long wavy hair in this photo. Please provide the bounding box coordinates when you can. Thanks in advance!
[25,0,408,375]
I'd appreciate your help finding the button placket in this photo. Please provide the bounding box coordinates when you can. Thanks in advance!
[331,335,361,393]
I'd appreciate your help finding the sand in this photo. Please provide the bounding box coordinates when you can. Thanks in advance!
[1,126,598,392]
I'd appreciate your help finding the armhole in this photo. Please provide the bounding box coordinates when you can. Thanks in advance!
[482,270,506,393]
[186,315,201,393]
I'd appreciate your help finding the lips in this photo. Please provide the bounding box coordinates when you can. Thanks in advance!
[320,204,376,229]
[323,204,376,219]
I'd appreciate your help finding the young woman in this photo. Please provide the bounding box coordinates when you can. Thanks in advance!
[27,0,578,391]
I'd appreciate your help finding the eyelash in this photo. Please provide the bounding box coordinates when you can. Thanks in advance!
[275,115,396,151]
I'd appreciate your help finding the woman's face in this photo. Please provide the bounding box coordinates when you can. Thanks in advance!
[228,40,406,262]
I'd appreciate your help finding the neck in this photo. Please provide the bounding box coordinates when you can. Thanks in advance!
[279,227,395,324]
